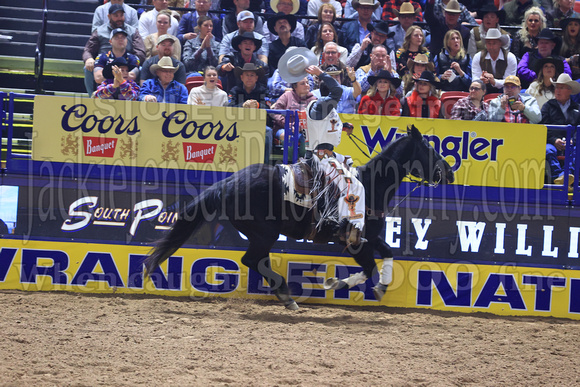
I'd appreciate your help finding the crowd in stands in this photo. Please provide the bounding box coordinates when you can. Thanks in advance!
[84,0,580,184]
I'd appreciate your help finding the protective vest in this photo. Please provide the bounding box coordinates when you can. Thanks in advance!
[479,48,509,79]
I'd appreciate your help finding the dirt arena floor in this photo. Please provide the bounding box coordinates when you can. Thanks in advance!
[1,290,579,386]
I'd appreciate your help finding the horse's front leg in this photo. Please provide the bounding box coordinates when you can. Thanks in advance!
[372,237,394,301]
[323,242,377,292]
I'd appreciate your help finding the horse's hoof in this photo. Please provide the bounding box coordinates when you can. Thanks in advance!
[285,301,299,311]
[324,277,341,290]
[373,283,388,301]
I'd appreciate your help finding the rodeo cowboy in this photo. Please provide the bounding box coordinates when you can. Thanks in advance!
[278,47,366,246]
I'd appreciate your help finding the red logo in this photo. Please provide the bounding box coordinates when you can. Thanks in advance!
[83,137,117,158]
[183,142,217,163]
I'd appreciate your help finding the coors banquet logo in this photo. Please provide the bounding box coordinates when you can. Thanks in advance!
[59,104,241,164]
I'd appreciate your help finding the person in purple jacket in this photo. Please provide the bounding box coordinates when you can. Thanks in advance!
[517,28,572,88]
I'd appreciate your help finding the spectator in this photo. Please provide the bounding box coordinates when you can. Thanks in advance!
[222,0,265,36]
[472,28,518,94]
[346,21,390,69]
[304,4,341,48]
[307,0,343,19]
[425,0,470,57]
[528,57,563,107]
[449,80,489,120]
[488,75,541,123]
[313,64,361,113]
[425,0,476,27]
[92,0,139,32]
[560,17,580,79]
[402,53,433,95]
[267,13,306,74]
[402,71,441,117]
[139,56,189,103]
[357,44,398,94]
[262,0,305,43]
[187,66,228,105]
[94,57,140,100]
[547,0,580,28]
[144,10,181,60]
[139,0,179,38]
[312,34,348,67]
[395,25,430,76]
[340,0,379,52]
[227,63,272,162]
[435,29,472,92]
[504,0,541,26]
[93,28,141,88]
[345,0,382,21]
[268,47,316,101]
[468,3,509,58]
[517,28,572,89]
[219,11,268,64]
[511,7,547,60]
[182,15,220,76]
[540,73,580,185]
[177,0,222,46]
[82,4,145,96]
[141,35,187,85]
[382,0,423,22]
[358,70,402,116]
[217,31,269,92]
[387,2,423,53]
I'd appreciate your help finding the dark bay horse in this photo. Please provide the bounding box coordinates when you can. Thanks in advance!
[144,125,454,310]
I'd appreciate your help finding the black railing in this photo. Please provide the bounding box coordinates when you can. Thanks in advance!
[33,0,49,94]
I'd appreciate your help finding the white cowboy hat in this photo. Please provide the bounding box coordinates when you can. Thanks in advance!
[270,0,300,15]
[352,0,380,10]
[554,73,580,95]
[483,28,510,47]
[278,47,318,83]
[150,56,178,73]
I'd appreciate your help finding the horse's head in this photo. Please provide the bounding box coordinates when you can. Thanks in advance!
[406,125,454,186]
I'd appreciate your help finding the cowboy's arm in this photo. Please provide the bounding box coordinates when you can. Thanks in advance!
[307,70,343,120]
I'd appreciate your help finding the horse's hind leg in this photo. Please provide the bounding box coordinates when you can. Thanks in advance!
[241,242,299,310]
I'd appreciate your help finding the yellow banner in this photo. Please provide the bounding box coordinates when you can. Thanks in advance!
[32,95,268,171]
[1,239,578,319]
[335,115,547,189]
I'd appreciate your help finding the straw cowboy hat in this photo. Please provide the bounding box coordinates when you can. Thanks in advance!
[150,56,178,73]
[483,28,510,47]
[443,0,461,14]
[367,69,402,88]
[352,0,379,10]
[267,12,297,35]
[554,73,580,94]
[270,0,300,15]
[278,47,318,83]
[407,53,435,72]
[102,56,135,79]
[233,62,266,78]
[395,2,420,16]
[533,56,565,75]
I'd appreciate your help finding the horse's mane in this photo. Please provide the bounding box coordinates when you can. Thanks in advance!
[358,133,412,173]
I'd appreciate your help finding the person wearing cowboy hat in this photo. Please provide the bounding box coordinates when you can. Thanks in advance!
[540,73,580,185]
[386,2,425,53]
[488,75,541,123]
[267,12,307,74]
[425,0,470,56]
[517,28,572,89]
[340,0,380,52]
[227,63,272,161]
[528,56,565,107]
[472,28,518,94]
[425,0,476,31]
[382,0,423,23]
[402,70,442,118]
[560,16,580,79]
[344,0,382,21]
[219,10,269,65]
[503,0,541,27]
[94,56,140,100]
[140,34,187,86]
[467,2,509,58]
[358,70,402,116]
[139,56,188,103]
[262,0,305,44]
[217,31,269,92]
[346,21,395,69]
[402,53,434,95]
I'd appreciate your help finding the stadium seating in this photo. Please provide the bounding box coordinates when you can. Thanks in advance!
[440,91,469,118]
[185,77,223,92]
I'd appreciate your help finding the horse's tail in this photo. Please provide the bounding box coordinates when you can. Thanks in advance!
[143,186,221,277]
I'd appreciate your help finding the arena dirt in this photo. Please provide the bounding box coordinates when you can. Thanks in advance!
[1,289,579,386]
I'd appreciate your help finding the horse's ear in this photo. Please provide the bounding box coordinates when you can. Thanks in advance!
[407,124,422,141]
